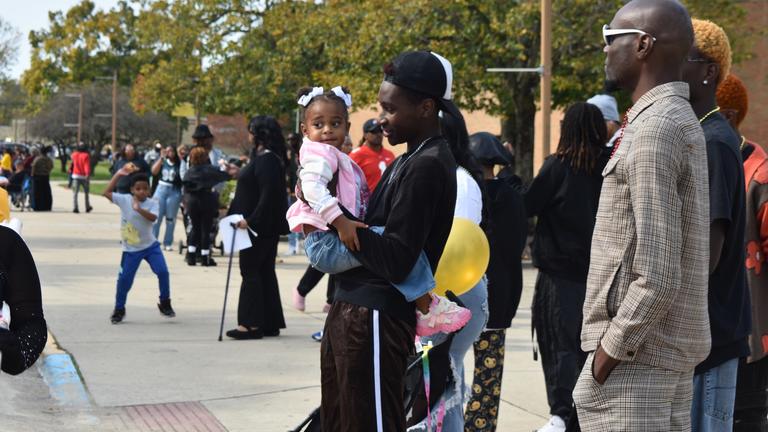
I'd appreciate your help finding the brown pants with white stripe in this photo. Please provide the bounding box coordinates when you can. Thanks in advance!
[573,352,693,431]
[320,301,415,432]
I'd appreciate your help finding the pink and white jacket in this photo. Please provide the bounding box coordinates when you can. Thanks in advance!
[286,138,369,233]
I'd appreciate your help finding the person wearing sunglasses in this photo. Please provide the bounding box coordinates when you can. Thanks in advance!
[682,19,750,432]
[573,1,711,431]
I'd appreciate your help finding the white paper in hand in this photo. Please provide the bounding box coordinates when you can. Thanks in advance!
[219,214,253,255]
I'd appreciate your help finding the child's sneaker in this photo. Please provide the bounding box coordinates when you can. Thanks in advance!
[110,308,126,324]
[415,294,472,337]
[158,299,176,318]
[293,288,306,312]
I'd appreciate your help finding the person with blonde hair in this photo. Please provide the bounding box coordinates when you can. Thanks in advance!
[716,73,768,431]
[683,18,750,432]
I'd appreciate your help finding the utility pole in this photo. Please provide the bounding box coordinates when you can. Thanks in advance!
[95,70,118,153]
[538,0,552,172]
[64,93,84,142]
[195,91,201,126]
[486,0,553,175]
[77,91,84,145]
[112,70,117,153]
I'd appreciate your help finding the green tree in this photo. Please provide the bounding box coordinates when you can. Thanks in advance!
[130,0,268,115]
[21,0,151,100]
[0,80,28,125]
[23,0,751,180]
[0,16,19,76]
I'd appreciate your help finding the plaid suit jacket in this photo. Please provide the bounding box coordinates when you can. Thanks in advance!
[581,82,711,373]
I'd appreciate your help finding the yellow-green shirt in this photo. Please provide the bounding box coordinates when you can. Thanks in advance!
[1,153,11,172]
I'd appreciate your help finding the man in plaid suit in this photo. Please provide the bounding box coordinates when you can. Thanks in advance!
[573,1,711,430]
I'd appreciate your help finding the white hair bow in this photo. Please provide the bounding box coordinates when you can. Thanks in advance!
[296,86,353,108]
[330,86,352,108]
[297,87,324,107]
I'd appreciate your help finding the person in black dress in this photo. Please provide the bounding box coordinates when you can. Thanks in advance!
[31,147,54,211]
[225,115,289,340]
[0,226,48,374]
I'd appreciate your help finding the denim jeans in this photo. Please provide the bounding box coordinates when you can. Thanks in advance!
[287,196,302,253]
[304,227,434,302]
[410,277,489,432]
[152,184,182,247]
[115,242,170,309]
[692,357,739,432]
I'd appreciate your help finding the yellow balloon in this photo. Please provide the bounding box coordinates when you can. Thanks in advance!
[433,218,490,297]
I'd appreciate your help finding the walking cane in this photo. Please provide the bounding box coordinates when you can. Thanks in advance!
[218,222,239,341]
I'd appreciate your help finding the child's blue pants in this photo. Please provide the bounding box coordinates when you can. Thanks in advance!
[115,242,170,309]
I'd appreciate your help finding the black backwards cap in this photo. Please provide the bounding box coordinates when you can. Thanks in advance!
[383,51,463,121]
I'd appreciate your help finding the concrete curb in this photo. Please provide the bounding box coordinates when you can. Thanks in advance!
[38,330,92,408]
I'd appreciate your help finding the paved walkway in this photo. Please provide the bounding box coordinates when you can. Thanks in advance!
[4,182,550,431]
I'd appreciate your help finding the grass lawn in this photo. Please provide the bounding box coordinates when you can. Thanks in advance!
[49,161,113,182]
[57,182,108,196]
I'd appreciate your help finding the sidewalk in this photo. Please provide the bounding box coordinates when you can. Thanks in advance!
[10,182,550,431]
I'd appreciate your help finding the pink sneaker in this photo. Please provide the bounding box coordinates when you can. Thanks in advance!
[415,294,472,337]
[293,288,306,312]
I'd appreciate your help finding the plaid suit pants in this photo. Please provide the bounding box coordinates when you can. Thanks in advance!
[573,352,693,431]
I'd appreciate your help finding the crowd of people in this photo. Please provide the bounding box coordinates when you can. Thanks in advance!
[0,0,765,431]
[0,145,54,212]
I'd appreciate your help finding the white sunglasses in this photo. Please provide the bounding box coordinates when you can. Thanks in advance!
[602,24,657,46]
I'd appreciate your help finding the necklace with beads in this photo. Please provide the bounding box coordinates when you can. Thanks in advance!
[699,106,720,124]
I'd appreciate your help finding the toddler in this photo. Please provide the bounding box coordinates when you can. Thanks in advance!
[285,86,470,336]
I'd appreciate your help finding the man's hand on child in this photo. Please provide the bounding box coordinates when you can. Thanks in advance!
[332,216,368,252]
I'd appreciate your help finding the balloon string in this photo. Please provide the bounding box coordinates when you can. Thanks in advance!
[422,342,432,431]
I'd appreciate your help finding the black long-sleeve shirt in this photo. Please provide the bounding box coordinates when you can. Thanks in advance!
[0,226,47,375]
[524,155,607,283]
[334,137,457,324]
[182,164,230,194]
[484,178,528,329]
[227,150,289,237]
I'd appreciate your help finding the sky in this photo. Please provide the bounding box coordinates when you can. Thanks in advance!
[2,0,119,80]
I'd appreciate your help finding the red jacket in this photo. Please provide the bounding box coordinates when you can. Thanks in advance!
[71,151,91,177]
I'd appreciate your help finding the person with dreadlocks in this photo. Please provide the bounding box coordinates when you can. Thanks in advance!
[524,102,608,432]
[682,19,750,432]
[716,74,767,431]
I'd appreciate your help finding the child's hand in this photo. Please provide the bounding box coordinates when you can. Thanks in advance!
[332,216,368,252]
[131,197,140,211]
